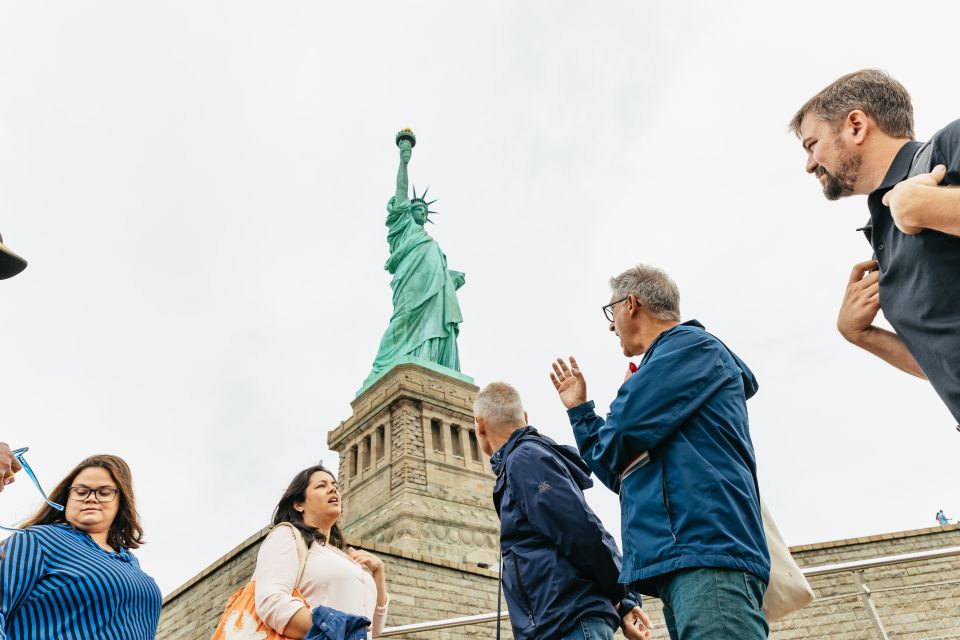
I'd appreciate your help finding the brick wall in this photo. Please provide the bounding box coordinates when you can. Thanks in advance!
[155,529,504,640]
[768,524,960,639]
[157,523,960,639]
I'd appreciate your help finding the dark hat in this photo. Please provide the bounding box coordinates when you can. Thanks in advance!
[0,232,27,279]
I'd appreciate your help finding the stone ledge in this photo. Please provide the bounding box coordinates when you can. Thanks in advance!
[329,364,479,447]
[790,523,960,553]
[162,524,272,605]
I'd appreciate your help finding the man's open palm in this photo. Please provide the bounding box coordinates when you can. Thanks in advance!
[550,357,588,409]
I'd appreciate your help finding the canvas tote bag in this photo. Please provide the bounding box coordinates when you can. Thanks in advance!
[211,523,311,640]
[761,497,815,621]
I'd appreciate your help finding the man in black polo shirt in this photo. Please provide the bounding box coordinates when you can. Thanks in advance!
[0,231,27,486]
[791,69,960,429]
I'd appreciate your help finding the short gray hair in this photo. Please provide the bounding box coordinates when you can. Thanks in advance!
[609,264,681,322]
[789,69,914,139]
[474,382,525,428]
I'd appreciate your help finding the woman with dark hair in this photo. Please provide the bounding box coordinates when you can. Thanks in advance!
[0,454,162,639]
[254,464,389,637]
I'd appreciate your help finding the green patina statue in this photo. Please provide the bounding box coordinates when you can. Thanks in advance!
[359,130,470,393]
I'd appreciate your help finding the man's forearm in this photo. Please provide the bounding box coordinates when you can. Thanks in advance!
[844,325,926,379]
[569,403,621,491]
[901,185,960,236]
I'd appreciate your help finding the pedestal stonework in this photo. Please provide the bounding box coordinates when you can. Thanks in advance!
[327,363,498,567]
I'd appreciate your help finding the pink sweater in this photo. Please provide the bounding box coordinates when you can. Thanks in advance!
[253,527,388,636]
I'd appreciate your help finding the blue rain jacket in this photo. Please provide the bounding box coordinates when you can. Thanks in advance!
[492,426,640,640]
[304,605,369,640]
[568,320,769,596]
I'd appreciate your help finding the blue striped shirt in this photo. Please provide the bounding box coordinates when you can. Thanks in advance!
[0,523,161,639]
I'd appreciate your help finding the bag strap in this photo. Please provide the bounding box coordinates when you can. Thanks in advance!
[907,126,949,179]
[496,451,510,640]
[496,555,503,639]
[272,522,310,589]
[908,140,934,178]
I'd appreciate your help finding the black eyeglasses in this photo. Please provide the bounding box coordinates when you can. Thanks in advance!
[602,296,631,322]
[68,485,121,503]
[1,447,66,535]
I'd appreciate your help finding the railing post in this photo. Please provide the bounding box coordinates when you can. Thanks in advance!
[853,570,890,640]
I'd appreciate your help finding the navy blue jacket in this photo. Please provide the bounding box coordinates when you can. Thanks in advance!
[304,605,369,640]
[569,320,770,596]
[492,426,638,640]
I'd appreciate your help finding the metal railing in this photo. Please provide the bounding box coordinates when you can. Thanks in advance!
[379,546,960,638]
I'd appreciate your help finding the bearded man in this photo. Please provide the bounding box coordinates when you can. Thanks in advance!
[792,69,960,429]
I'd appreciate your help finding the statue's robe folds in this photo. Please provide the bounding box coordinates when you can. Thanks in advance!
[364,197,465,386]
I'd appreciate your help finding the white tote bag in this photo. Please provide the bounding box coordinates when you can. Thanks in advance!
[761,497,815,621]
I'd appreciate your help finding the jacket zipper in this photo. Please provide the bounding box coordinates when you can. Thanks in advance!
[511,556,537,627]
[661,462,679,543]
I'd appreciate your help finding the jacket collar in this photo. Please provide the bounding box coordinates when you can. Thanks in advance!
[640,319,704,364]
[489,425,538,476]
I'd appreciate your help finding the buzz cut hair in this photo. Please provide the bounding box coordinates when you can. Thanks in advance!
[474,381,525,429]
[609,264,681,322]
[789,69,914,140]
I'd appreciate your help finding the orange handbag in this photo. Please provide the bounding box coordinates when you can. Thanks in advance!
[210,523,310,640]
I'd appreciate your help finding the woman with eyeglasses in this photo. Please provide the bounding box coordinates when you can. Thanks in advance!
[252,463,389,638]
[0,454,161,639]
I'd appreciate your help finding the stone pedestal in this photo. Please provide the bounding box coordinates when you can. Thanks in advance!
[327,363,499,567]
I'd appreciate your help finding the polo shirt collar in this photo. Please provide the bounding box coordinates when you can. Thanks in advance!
[873,140,922,194]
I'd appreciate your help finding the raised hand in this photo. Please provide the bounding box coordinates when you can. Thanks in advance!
[348,547,384,576]
[837,260,880,343]
[882,164,947,234]
[550,357,588,409]
[0,443,21,492]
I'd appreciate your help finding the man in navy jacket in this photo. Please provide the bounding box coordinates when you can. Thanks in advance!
[551,264,770,640]
[474,381,651,640]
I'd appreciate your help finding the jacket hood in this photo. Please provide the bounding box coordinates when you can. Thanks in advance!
[732,349,759,400]
[491,426,594,491]
[674,320,758,400]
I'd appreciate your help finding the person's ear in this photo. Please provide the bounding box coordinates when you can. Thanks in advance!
[523,411,529,426]
[475,416,486,438]
[846,110,869,145]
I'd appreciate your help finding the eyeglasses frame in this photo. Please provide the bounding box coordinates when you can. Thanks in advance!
[602,296,632,322]
[68,485,121,503]
[1,447,66,535]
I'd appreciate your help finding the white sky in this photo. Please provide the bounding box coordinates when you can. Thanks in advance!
[2,1,959,596]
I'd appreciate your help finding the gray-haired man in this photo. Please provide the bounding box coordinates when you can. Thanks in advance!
[475,381,651,640]
[551,264,769,640]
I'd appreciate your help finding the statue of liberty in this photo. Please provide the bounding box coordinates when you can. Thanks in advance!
[361,130,466,391]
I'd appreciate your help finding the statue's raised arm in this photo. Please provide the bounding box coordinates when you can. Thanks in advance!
[395,129,415,206]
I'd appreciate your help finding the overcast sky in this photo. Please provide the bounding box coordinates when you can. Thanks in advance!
[2,1,959,596]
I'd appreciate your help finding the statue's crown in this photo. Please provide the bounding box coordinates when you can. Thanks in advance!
[410,185,438,222]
